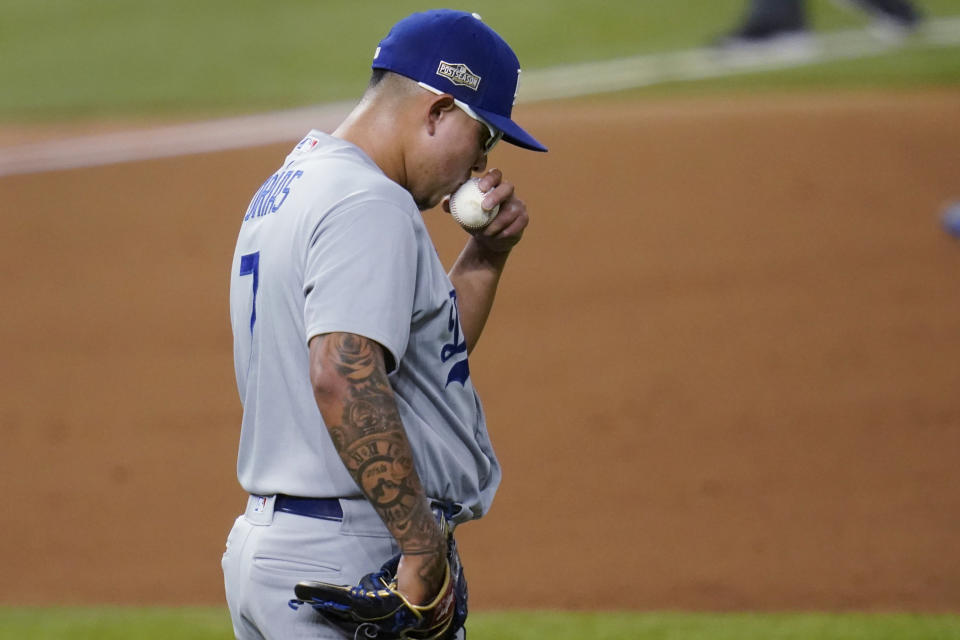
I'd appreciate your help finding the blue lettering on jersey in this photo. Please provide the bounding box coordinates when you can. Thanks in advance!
[441,289,470,387]
[243,170,304,221]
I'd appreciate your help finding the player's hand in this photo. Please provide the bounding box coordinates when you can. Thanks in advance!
[396,547,447,605]
[446,168,528,254]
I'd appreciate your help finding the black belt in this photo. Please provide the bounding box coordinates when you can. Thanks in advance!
[272,494,343,521]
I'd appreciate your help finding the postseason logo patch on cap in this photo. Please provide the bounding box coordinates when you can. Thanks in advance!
[436,61,481,90]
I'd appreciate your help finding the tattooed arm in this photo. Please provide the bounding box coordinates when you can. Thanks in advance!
[308,332,446,605]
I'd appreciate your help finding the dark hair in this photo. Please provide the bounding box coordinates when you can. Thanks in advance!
[368,68,389,89]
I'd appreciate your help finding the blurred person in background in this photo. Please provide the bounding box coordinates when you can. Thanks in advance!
[717,0,922,47]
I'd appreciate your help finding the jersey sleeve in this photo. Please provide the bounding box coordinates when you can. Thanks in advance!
[302,200,417,371]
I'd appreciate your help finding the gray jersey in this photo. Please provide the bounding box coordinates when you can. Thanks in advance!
[229,131,500,520]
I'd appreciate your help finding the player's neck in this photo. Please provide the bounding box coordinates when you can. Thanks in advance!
[333,103,408,188]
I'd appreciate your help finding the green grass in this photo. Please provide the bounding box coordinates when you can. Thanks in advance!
[1,0,959,122]
[0,607,234,640]
[477,612,960,639]
[2,609,960,640]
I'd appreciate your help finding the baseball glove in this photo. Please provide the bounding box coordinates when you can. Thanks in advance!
[289,526,467,640]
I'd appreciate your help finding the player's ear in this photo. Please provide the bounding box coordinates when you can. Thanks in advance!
[426,95,456,136]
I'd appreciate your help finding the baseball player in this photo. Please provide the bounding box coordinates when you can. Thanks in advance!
[221,9,546,640]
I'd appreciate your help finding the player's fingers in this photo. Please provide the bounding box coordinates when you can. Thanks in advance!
[494,207,528,240]
[481,197,526,238]
[480,196,518,232]
[441,195,452,214]
[482,181,514,211]
[478,168,502,193]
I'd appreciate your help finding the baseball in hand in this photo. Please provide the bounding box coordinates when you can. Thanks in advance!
[449,178,499,230]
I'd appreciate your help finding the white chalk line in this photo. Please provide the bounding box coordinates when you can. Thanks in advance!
[1,17,958,177]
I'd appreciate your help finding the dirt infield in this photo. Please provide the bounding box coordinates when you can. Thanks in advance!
[1,90,959,611]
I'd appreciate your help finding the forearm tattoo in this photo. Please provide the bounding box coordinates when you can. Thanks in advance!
[323,334,444,568]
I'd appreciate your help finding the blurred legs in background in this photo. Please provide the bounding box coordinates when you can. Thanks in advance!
[844,0,922,27]
[717,0,922,46]
[725,0,808,42]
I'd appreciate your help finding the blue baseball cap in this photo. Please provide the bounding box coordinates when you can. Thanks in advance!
[372,9,547,153]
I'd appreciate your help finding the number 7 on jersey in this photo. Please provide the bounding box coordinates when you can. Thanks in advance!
[239,251,260,334]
